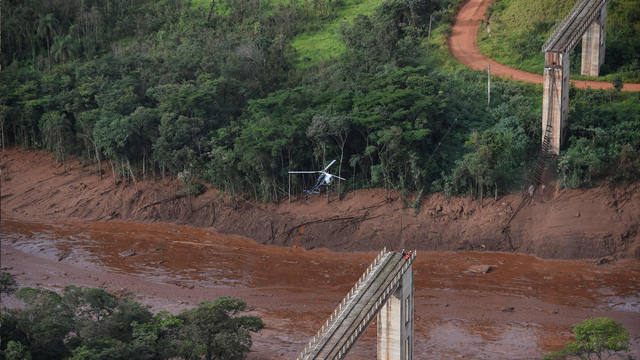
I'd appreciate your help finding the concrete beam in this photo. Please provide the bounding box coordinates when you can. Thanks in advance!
[542,52,570,155]
[377,265,413,360]
[542,0,607,54]
[581,5,607,76]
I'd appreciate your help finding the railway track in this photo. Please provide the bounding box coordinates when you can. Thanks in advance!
[297,249,416,360]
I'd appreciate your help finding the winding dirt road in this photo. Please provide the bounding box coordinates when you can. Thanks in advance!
[448,0,640,91]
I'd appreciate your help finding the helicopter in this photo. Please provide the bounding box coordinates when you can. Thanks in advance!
[288,160,346,195]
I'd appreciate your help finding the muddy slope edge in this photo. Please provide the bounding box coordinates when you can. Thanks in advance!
[2,148,639,259]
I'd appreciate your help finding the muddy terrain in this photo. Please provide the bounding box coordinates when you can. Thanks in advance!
[2,218,640,359]
[2,148,640,358]
[1,148,639,259]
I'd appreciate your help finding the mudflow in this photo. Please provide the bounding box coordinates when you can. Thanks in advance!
[1,148,640,359]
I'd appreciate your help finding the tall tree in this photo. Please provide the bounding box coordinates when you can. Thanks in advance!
[36,13,58,66]
[178,297,264,360]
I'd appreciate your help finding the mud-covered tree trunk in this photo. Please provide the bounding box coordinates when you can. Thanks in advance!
[94,141,102,179]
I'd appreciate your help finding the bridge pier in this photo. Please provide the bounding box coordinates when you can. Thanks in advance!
[541,0,609,153]
[581,4,607,77]
[542,51,570,154]
[377,265,413,360]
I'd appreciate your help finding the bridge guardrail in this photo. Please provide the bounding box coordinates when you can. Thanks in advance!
[297,249,416,360]
[297,248,388,360]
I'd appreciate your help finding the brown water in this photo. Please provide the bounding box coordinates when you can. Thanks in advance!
[2,218,639,359]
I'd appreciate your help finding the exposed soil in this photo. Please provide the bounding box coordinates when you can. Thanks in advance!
[2,148,639,260]
[448,0,640,91]
[3,218,640,359]
[2,148,640,359]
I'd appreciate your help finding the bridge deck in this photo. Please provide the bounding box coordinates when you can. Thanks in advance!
[542,0,606,53]
[297,250,415,360]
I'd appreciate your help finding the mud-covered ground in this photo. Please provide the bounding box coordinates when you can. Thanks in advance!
[1,148,639,259]
[2,148,640,358]
[2,218,640,359]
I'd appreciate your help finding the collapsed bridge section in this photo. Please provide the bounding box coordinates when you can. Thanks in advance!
[541,0,608,154]
[297,249,416,360]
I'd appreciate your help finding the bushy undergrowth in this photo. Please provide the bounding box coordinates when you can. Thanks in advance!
[559,89,640,188]
[1,0,638,202]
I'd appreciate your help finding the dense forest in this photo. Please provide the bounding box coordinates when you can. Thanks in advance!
[0,272,263,360]
[1,0,639,202]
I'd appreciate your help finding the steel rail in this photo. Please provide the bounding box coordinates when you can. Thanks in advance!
[329,252,416,360]
[304,252,402,359]
[322,254,406,359]
[305,253,400,359]
[542,0,607,53]
[296,250,416,360]
[297,249,390,360]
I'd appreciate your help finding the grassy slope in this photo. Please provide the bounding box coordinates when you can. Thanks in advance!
[191,0,380,68]
[477,0,573,74]
[291,0,380,68]
[191,0,472,72]
[477,0,639,82]
[190,0,297,16]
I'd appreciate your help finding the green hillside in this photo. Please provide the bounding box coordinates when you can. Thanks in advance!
[1,0,639,206]
[477,0,640,82]
[291,0,380,67]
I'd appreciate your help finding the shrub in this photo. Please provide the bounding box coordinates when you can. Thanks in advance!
[543,318,630,360]
[558,138,610,188]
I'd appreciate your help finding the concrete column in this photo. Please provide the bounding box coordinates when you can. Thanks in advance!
[542,51,569,155]
[377,266,413,360]
[581,4,607,76]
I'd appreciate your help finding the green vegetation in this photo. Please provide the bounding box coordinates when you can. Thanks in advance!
[1,0,639,202]
[543,317,630,360]
[0,271,18,295]
[0,283,263,360]
[477,0,640,82]
[291,0,380,67]
[560,88,640,188]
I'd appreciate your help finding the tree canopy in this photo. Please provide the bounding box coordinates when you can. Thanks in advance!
[543,317,630,360]
[0,285,263,360]
[1,0,639,201]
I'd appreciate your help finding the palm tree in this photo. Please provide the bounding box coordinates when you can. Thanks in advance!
[36,13,58,66]
[52,33,74,63]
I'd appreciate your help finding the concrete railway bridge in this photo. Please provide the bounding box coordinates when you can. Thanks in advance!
[542,0,609,154]
[297,249,416,360]
[296,2,619,357]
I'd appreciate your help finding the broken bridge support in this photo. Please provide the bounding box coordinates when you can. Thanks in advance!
[541,0,609,152]
[377,265,413,360]
[542,51,570,155]
[581,5,607,76]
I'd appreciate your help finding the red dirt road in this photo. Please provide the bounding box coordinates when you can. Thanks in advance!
[448,0,640,91]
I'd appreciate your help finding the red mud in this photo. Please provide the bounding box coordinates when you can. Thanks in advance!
[2,149,640,358]
[448,0,640,91]
[2,218,640,359]
[2,148,639,260]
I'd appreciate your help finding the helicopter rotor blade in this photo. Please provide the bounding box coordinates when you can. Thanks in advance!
[288,171,320,174]
[323,160,337,172]
[326,173,346,180]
